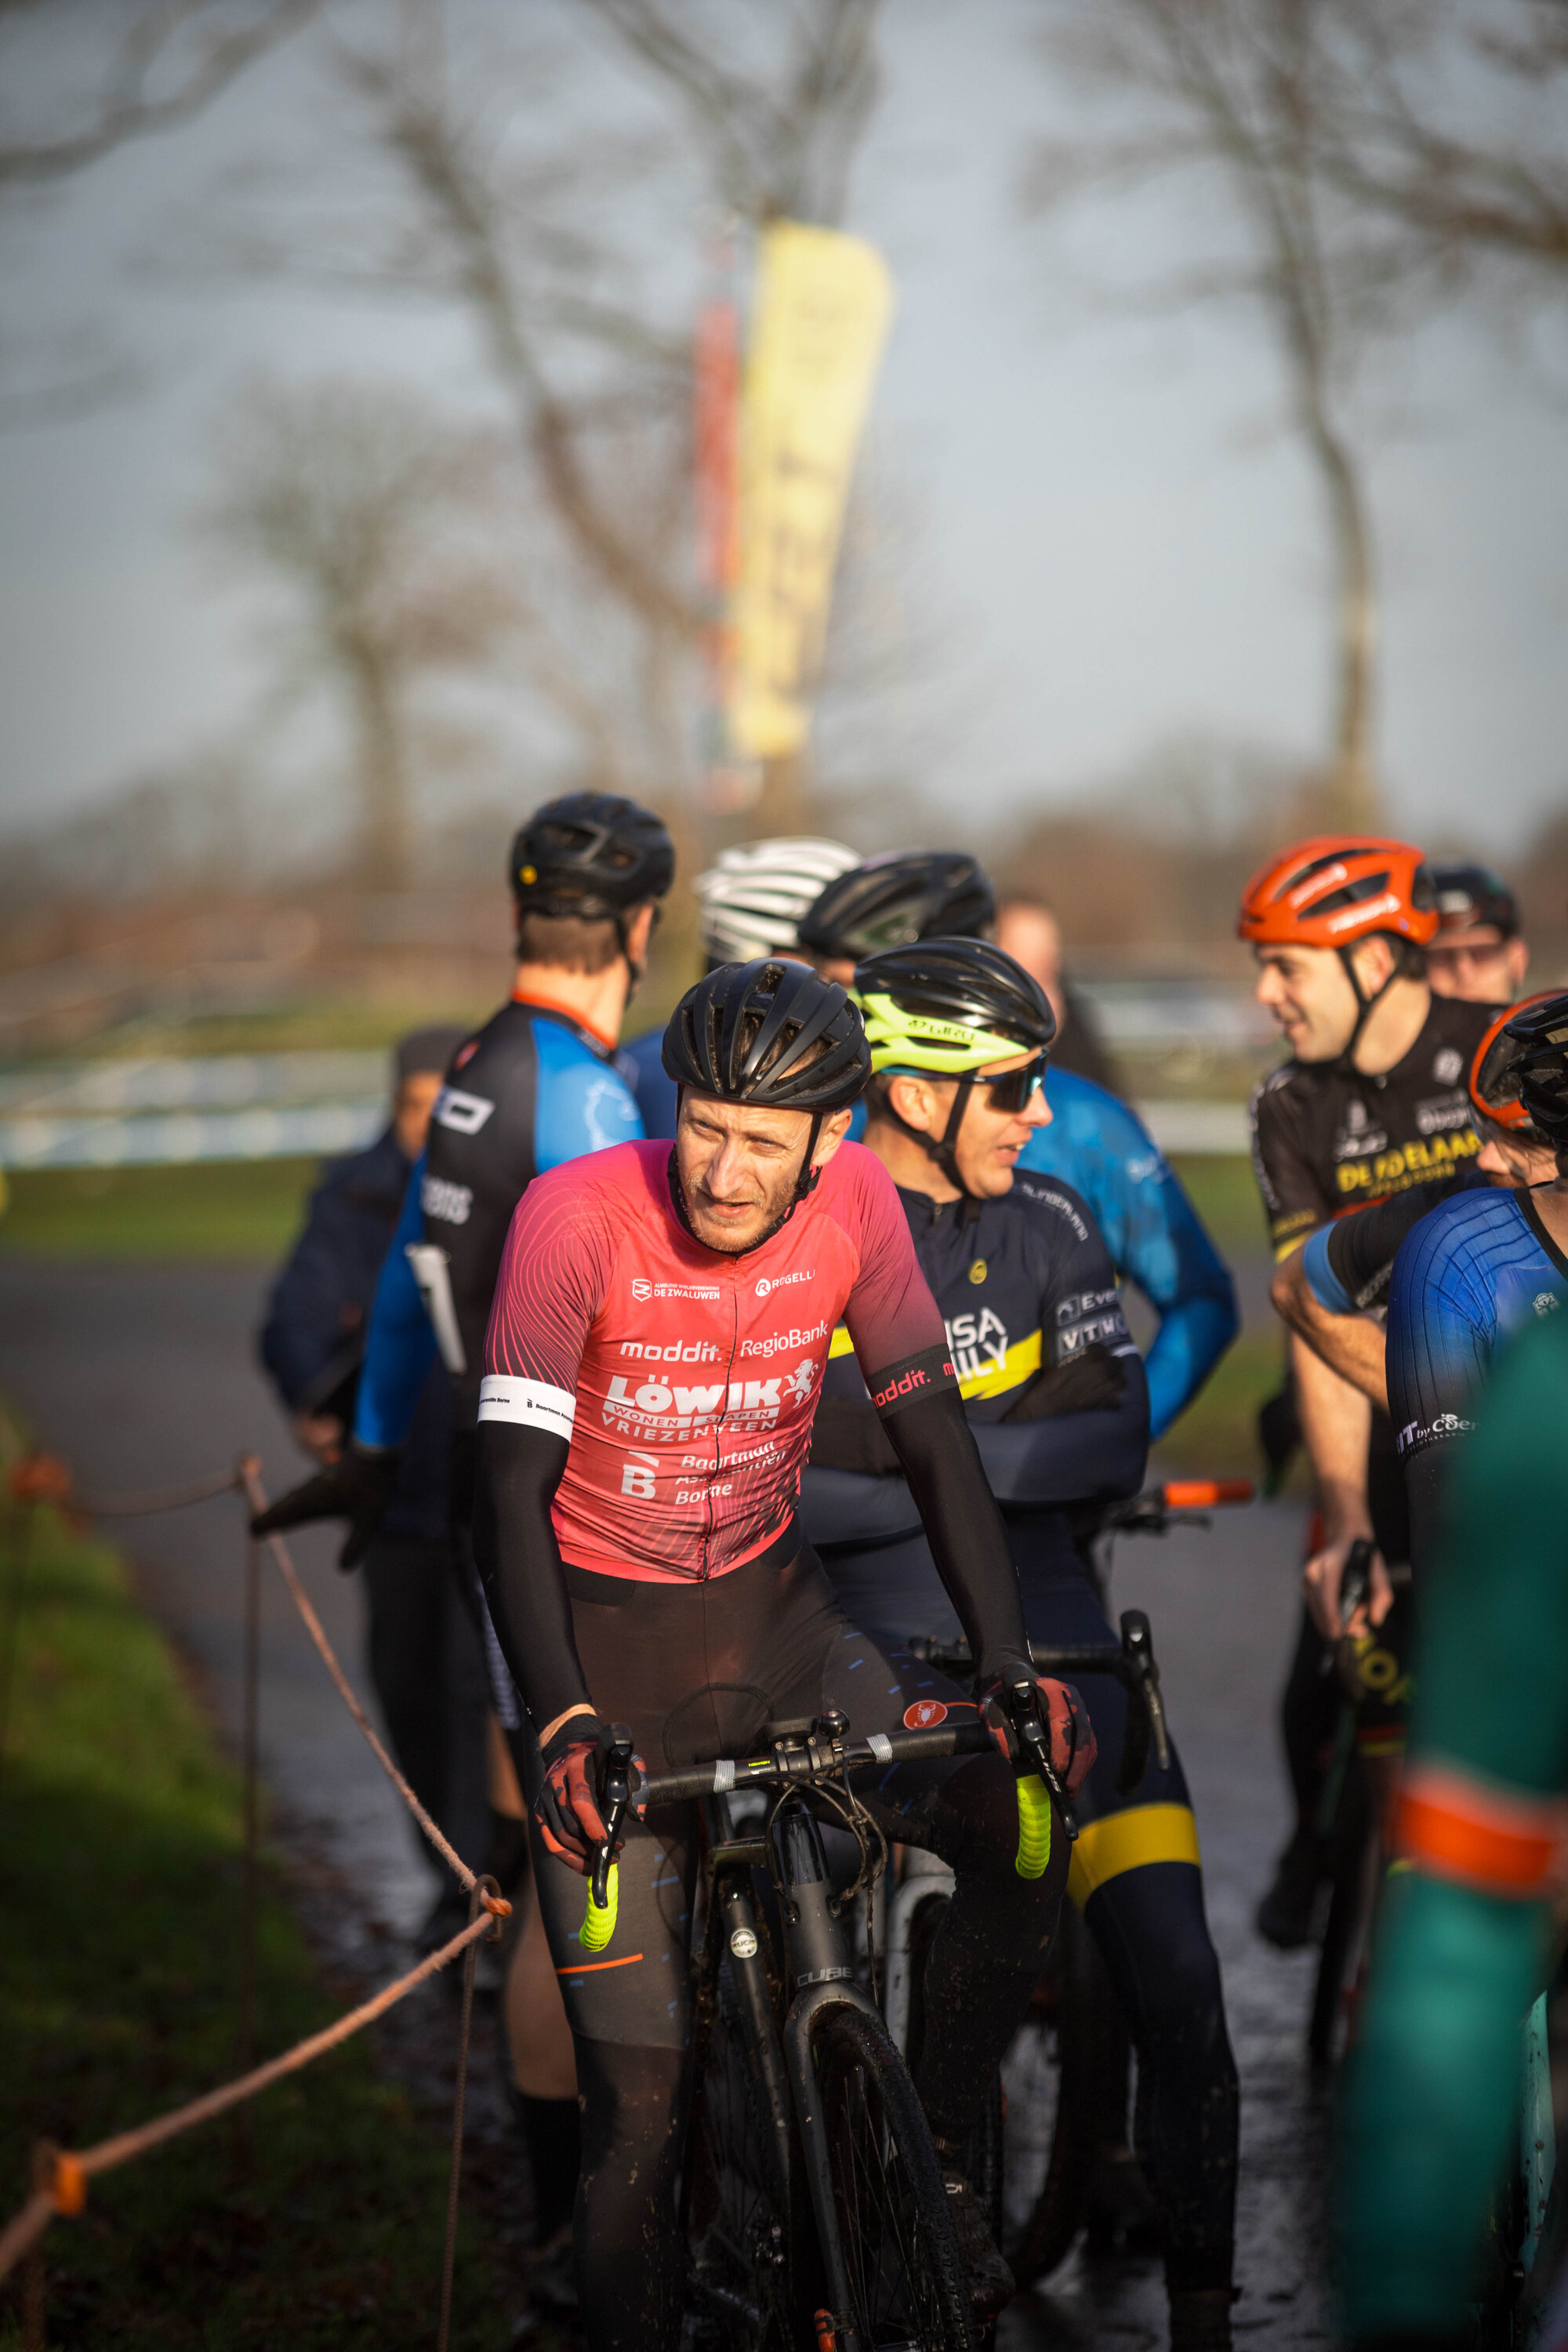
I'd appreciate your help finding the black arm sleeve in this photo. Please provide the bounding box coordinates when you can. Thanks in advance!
[879,1383,1032,1681]
[971,1349,1149,1505]
[473,1420,590,1734]
[1403,1439,1454,1588]
[1326,1171,1490,1311]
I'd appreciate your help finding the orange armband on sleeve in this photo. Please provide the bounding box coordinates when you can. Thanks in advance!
[1397,1761,1568,1900]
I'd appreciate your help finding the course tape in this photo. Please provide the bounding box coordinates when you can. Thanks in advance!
[237,1459,488,1897]
[0,1907,495,2286]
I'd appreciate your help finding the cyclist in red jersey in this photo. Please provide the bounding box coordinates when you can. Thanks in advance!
[474,958,1094,2349]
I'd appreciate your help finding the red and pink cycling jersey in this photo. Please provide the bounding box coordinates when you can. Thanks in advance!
[480,1138,953,1581]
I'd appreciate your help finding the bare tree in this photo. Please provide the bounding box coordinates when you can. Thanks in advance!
[1306,2,1568,297]
[0,0,323,186]
[1024,0,1425,830]
[201,376,515,889]
[0,0,323,424]
[583,0,880,227]
[245,0,887,835]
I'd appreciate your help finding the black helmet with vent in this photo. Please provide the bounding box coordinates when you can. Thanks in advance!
[1503,993,1568,1142]
[797,851,995,965]
[662,959,869,1113]
[509,793,674,919]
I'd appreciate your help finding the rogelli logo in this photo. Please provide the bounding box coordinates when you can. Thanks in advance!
[755,1269,813,1298]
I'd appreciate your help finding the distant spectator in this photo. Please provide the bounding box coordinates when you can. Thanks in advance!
[1425,862,1530,1004]
[259,1025,489,1946]
[996,895,1121,1092]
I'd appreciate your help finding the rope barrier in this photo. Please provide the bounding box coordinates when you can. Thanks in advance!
[5,1454,241,1518]
[237,1458,483,1896]
[2,1443,517,2329]
[0,1903,504,2288]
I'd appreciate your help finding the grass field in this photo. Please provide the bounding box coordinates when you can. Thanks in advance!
[0,1159,322,1259]
[0,1478,513,2350]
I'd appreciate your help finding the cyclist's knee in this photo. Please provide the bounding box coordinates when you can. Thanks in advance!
[576,2039,684,2172]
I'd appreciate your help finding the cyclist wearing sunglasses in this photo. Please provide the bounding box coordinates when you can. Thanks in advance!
[801,938,1241,2352]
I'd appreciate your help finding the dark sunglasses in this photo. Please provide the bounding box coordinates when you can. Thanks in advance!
[978,1055,1048,1114]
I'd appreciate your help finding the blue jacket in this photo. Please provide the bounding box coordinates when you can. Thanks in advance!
[619,1025,680,1144]
[1017,1067,1238,1439]
[355,1000,644,1451]
[260,1127,451,1543]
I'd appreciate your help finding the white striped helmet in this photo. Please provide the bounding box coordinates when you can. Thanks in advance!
[693,837,861,966]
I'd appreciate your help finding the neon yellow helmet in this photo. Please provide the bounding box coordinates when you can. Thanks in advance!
[855,939,1055,1076]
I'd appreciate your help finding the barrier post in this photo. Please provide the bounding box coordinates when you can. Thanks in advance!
[234,1526,261,2169]
[437,1875,501,2352]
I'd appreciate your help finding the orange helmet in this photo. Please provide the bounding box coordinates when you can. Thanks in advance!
[1237,836,1439,953]
[1468,990,1568,1136]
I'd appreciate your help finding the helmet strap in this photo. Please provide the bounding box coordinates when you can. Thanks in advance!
[1336,940,1401,1069]
[881,1076,975,1194]
[793,1112,826,1202]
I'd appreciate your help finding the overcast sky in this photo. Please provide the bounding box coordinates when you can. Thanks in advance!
[1,0,1564,857]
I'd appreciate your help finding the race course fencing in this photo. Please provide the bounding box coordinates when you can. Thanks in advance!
[0,1449,512,2350]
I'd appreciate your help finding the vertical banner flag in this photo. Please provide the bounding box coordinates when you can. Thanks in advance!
[728,223,894,764]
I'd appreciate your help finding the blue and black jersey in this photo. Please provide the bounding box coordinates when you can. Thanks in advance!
[1018,1067,1236,1439]
[355,996,642,1448]
[1381,1185,1568,1578]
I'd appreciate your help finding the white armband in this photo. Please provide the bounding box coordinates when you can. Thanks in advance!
[477,1375,577,1440]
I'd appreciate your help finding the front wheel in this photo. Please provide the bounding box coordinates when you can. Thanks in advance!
[810,1999,978,2352]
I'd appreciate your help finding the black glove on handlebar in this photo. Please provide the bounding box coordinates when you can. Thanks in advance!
[248,1443,400,1571]
[976,1656,1097,1799]
[535,1715,645,1878]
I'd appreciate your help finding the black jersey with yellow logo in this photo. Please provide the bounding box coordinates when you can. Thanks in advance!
[1248,994,1497,1262]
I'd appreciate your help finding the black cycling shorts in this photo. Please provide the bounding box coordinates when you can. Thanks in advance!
[528,1543,1028,2052]
[826,1522,1202,1898]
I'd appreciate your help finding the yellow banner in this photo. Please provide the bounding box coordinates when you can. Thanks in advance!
[729,222,894,763]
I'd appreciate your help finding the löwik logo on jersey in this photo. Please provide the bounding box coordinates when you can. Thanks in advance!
[602,1356,821,1437]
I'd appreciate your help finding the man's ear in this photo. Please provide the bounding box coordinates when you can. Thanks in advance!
[811,1106,855,1173]
[883,1074,939,1136]
[1348,934,1396,997]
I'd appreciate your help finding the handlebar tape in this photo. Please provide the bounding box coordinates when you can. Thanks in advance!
[580,1862,619,1953]
[1014,1775,1053,1879]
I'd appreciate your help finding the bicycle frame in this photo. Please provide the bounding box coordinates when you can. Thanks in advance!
[688,1736,941,2346]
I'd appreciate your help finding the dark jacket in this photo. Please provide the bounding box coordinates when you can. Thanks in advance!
[259,1126,452,1543]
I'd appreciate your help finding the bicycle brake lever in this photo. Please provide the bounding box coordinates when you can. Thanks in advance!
[1007,1677,1077,1843]
[592,1726,636,1911]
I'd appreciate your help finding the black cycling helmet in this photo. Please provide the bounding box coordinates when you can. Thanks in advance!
[663,960,869,1221]
[855,938,1055,1192]
[796,850,996,965]
[1431,860,1521,941]
[663,958,869,1112]
[1501,992,1568,1142]
[510,791,673,989]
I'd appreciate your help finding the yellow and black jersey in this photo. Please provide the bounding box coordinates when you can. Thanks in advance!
[815,1172,1148,1515]
[1247,994,1497,1261]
